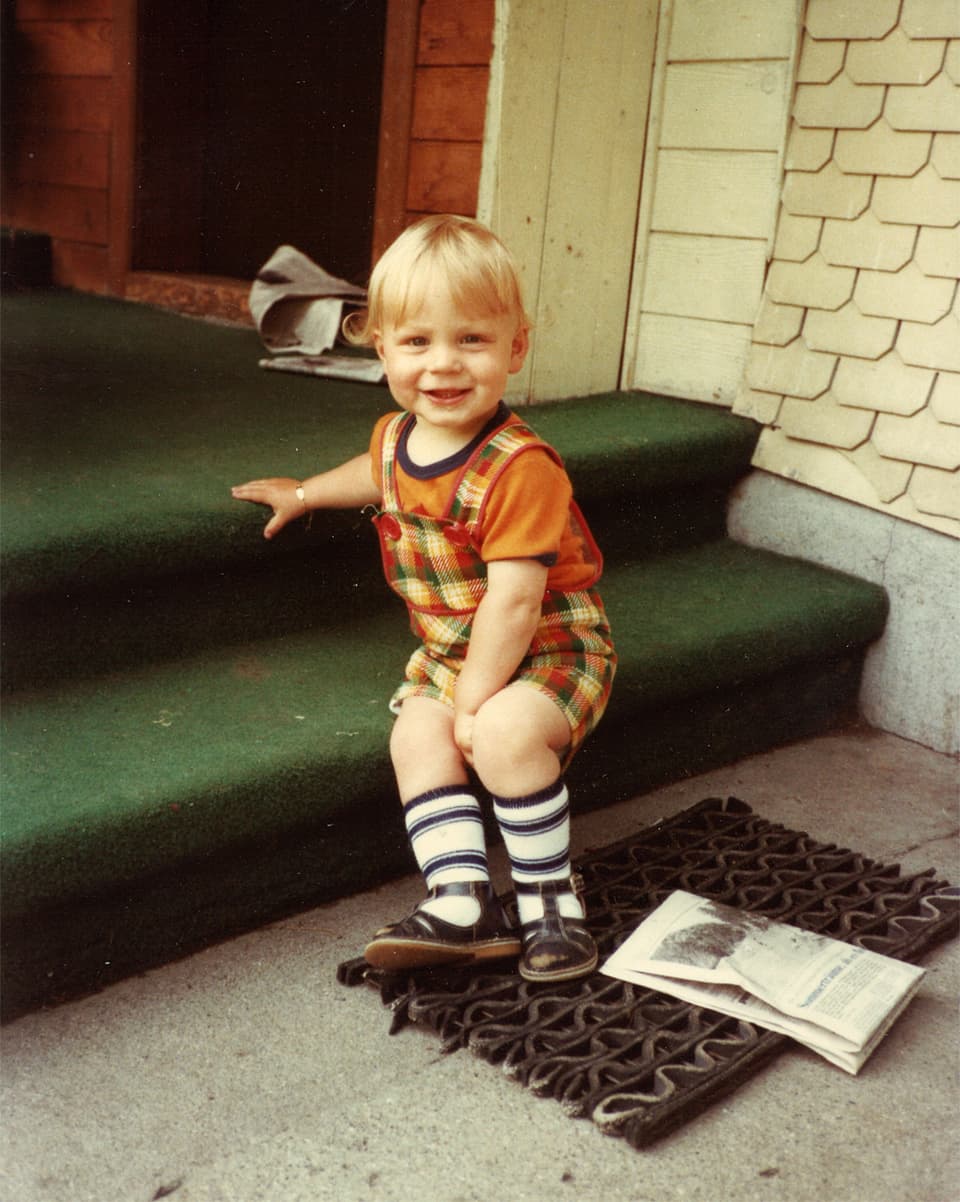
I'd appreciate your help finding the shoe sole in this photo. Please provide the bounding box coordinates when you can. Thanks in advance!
[363,934,521,972]
[518,950,599,983]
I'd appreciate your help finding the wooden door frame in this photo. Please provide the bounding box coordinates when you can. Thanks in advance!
[108,0,418,307]
[370,0,420,264]
[108,0,137,297]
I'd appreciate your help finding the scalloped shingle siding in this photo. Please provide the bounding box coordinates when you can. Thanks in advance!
[736,6,960,534]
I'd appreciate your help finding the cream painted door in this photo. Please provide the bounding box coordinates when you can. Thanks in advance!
[478,0,659,403]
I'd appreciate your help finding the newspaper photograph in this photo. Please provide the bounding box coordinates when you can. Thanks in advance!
[601,890,926,1073]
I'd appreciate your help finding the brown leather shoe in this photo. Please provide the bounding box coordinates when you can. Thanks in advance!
[363,880,521,971]
[516,878,598,982]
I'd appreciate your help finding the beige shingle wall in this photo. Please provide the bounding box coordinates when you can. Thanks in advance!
[735,0,960,538]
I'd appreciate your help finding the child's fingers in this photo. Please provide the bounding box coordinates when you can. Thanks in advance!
[454,714,475,765]
[230,480,298,538]
[231,482,269,500]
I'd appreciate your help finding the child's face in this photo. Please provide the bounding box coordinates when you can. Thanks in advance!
[374,281,529,443]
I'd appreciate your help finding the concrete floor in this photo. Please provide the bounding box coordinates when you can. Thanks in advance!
[2,726,957,1202]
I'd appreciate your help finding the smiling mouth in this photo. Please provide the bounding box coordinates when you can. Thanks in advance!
[425,389,470,403]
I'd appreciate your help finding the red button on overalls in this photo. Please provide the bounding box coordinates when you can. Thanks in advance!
[443,522,472,547]
[380,513,402,541]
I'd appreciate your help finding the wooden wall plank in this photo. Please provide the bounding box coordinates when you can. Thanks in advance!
[18,0,111,16]
[418,0,494,65]
[482,0,657,401]
[624,0,799,398]
[411,67,490,140]
[478,0,565,369]
[15,19,113,77]
[651,149,781,237]
[620,0,672,395]
[3,181,108,242]
[7,129,109,188]
[372,0,419,262]
[51,240,109,291]
[108,0,136,292]
[661,61,791,149]
[529,0,657,399]
[5,75,111,131]
[642,232,768,323]
[406,141,482,213]
[669,0,798,61]
[632,311,753,404]
[391,0,495,239]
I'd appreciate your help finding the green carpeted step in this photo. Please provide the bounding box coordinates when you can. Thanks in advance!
[1,293,759,690]
[0,538,887,1018]
[0,292,393,599]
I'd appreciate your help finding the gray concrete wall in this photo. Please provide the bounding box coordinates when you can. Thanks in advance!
[728,470,960,755]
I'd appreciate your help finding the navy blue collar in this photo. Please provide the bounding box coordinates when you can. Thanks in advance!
[397,402,511,479]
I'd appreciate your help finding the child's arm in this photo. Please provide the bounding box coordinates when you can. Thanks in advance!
[231,452,381,540]
[453,558,548,760]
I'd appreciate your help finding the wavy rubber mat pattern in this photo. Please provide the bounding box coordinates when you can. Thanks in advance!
[338,797,958,1148]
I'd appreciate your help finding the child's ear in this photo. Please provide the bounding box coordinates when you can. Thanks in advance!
[373,331,385,361]
[509,325,530,373]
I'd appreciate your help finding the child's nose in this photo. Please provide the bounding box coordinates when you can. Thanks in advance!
[428,341,461,371]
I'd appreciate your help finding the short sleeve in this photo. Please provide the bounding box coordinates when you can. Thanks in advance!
[369,412,395,489]
[478,449,573,563]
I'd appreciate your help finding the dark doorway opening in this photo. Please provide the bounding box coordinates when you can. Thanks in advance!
[134,0,387,285]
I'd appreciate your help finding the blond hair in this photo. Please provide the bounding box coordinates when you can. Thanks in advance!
[343,214,531,345]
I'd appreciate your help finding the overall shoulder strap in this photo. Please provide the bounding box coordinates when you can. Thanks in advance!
[448,416,562,526]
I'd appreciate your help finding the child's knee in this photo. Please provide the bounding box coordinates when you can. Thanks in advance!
[390,697,458,771]
[473,688,567,763]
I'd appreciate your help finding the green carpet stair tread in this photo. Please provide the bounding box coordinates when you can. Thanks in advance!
[1,293,758,598]
[1,539,887,924]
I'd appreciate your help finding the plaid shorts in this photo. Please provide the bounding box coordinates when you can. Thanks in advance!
[390,588,616,763]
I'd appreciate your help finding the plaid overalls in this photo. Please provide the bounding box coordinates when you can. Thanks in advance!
[372,411,616,761]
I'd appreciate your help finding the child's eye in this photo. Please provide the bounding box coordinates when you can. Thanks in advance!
[404,335,429,347]
[461,333,485,345]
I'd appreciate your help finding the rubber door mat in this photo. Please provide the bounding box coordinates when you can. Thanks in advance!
[338,796,958,1148]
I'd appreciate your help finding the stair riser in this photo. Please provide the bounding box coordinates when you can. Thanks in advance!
[2,485,733,691]
[1,552,387,693]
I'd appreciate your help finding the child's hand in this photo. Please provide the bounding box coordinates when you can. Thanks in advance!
[454,710,475,766]
[230,477,307,540]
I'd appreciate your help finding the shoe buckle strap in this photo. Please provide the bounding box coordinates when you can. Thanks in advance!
[515,873,586,906]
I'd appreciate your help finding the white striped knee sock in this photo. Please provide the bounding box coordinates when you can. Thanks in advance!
[404,787,489,925]
[492,780,583,923]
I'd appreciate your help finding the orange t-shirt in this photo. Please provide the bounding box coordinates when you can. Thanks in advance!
[369,409,598,592]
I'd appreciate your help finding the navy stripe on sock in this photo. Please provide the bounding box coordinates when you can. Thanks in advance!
[495,805,569,838]
[505,850,571,878]
[420,850,489,879]
[405,784,475,811]
[489,780,565,809]
[407,806,484,841]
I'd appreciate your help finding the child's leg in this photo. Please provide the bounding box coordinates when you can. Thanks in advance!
[391,697,483,923]
[389,695,469,803]
[363,697,520,969]
[472,686,598,982]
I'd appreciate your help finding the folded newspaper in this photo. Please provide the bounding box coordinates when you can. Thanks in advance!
[601,891,925,1074]
[249,244,385,384]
